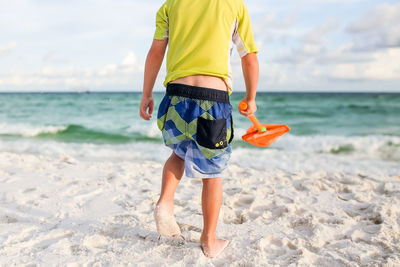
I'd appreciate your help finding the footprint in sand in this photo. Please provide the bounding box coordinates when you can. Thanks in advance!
[107,173,116,182]
[225,187,242,196]
[338,176,358,185]
[23,188,36,194]
[177,222,202,233]
[259,236,286,257]
[247,205,269,220]
[259,235,303,260]
[318,217,344,225]
[224,194,255,224]
[222,207,240,224]
[234,195,255,208]
[344,203,383,225]
[293,181,308,191]
[365,213,383,225]
[266,202,289,219]
[362,224,382,234]
[82,234,108,251]
[289,216,315,237]
[70,244,85,256]
[174,199,188,208]
[374,182,400,196]
[0,215,18,223]
[337,185,357,201]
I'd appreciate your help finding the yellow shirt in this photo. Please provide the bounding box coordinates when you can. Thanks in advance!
[154,0,258,93]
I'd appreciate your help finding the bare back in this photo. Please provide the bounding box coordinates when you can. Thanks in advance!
[170,75,227,91]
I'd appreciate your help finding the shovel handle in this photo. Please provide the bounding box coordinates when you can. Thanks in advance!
[238,101,266,132]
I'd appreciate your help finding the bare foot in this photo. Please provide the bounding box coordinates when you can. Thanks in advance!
[200,239,229,258]
[153,203,181,237]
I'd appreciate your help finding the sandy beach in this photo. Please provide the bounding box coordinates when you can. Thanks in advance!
[1,140,399,266]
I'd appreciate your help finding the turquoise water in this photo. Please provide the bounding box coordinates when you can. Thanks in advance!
[0,92,399,162]
[1,92,399,141]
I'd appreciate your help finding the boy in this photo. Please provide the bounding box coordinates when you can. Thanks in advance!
[139,0,259,258]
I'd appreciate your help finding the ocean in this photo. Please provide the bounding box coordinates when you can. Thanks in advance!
[0,92,399,175]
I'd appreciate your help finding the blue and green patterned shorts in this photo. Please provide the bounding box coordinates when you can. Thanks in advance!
[157,83,234,178]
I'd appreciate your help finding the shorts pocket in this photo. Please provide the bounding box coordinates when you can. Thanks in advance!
[196,117,227,149]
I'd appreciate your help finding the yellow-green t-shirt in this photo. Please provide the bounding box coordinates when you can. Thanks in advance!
[154,0,258,93]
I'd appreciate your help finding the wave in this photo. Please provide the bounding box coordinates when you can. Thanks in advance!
[0,122,399,161]
[0,123,160,144]
[271,134,400,161]
[228,128,399,161]
[0,123,67,137]
[37,124,136,144]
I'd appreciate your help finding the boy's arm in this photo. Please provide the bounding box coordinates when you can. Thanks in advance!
[239,52,259,117]
[140,39,168,120]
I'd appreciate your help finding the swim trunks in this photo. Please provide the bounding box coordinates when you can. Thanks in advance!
[157,83,234,178]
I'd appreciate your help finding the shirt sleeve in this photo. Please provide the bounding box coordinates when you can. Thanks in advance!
[233,0,258,57]
[153,2,169,40]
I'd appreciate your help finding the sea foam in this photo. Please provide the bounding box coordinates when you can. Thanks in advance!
[0,122,67,137]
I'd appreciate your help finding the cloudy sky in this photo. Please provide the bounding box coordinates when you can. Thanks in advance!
[0,0,399,92]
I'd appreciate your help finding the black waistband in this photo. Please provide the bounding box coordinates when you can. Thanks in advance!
[166,83,229,103]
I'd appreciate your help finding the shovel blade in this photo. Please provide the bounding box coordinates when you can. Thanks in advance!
[242,124,290,147]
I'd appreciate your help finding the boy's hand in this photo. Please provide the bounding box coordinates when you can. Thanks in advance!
[140,96,154,120]
[238,98,257,117]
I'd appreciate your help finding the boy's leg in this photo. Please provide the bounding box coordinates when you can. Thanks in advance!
[200,178,229,257]
[157,152,184,212]
[154,152,184,237]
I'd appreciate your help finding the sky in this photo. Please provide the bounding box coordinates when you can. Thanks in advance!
[0,0,400,92]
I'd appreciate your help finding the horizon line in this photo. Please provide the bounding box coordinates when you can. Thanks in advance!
[0,90,399,94]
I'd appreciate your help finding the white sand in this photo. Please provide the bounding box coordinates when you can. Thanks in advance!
[1,147,399,266]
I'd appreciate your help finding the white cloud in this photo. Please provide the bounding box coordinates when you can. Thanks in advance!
[0,51,143,89]
[272,19,339,64]
[304,19,338,46]
[347,3,400,50]
[302,22,336,55]
[264,2,400,88]
[312,47,400,81]
[0,42,17,57]
[98,52,141,76]
[121,52,137,66]
[42,51,69,64]
[329,48,400,80]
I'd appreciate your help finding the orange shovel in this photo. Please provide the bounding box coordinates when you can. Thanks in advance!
[238,101,290,147]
